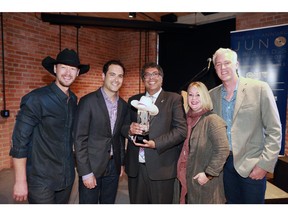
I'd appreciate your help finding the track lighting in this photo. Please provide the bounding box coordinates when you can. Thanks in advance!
[129,12,136,18]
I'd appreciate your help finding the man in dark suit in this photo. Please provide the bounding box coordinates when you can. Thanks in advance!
[73,60,128,204]
[122,62,187,204]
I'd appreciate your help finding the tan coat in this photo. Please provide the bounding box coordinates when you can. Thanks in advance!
[209,77,282,177]
[177,112,229,204]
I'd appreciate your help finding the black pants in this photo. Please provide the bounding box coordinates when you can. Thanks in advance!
[128,163,175,204]
[28,184,73,204]
[78,159,119,204]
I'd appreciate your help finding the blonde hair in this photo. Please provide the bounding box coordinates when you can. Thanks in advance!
[187,81,213,111]
[212,48,238,65]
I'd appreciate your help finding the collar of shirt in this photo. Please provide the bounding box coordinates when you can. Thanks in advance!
[221,79,239,101]
[100,87,118,135]
[146,88,162,101]
[101,87,119,104]
[50,81,75,102]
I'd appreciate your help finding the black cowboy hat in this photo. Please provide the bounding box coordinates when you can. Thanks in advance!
[42,48,90,76]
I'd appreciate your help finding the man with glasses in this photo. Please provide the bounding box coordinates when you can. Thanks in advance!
[122,62,187,204]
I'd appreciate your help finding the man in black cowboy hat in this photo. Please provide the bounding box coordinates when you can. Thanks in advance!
[9,48,90,204]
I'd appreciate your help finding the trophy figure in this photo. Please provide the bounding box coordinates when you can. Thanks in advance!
[135,110,150,143]
[131,96,159,144]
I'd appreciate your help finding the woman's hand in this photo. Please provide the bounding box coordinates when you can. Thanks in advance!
[193,172,211,185]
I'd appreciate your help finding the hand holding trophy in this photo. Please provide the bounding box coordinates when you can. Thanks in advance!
[131,96,159,143]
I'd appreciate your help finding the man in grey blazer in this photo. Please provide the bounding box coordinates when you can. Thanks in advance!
[73,60,128,204]
[122,62,187,204]
[209,48,282,204]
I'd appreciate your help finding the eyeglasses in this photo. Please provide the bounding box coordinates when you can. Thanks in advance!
[143,72,160,79]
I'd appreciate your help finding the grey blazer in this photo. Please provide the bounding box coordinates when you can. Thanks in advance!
[73,88,128,177]
[122,90,187,180]
[209,77,282,177]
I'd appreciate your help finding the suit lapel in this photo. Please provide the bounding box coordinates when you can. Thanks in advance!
[96,89,112,135]
[213,85,222,115]
[113,99,123,135]
[233,77,247,122]
[151,90,165,122]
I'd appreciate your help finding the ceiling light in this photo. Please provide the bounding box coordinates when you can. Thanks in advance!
[129,12,136,18]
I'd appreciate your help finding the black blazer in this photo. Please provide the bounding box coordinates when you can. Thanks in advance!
[122,90,187,180]
[73,88,128,177]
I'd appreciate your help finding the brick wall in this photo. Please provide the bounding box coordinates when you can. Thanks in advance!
[236,13,288,31]
[0,12,287,170]
[0,13,157,170]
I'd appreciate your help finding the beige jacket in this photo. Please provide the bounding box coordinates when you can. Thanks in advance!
[209,77,282,177]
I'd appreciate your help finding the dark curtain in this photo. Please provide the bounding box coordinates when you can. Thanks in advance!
[159,18,236,92]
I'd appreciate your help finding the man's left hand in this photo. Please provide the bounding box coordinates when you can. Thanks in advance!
[249,165,267,180]
[133,139,156,149]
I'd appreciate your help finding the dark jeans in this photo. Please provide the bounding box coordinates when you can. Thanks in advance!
[79,158,119,204]
[28,184,73,204]
[223,154,266,204]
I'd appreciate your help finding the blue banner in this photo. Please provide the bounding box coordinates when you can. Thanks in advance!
[231,24,288,155]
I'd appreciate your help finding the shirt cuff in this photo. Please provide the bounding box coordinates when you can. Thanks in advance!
[82,172,94,181]
[128,135,134,141]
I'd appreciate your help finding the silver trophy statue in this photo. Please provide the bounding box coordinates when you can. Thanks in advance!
[131,96,159,143]
[136,110,150,143]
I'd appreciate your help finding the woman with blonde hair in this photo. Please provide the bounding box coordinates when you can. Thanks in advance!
[175,81,229,204]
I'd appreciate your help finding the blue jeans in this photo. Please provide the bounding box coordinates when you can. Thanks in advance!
[79,159,119,204]
[28,184,73,204]
[223,154,266,204]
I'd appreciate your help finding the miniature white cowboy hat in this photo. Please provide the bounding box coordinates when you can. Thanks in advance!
[131,96,159,115]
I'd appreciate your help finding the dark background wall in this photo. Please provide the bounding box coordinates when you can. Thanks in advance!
[159,18,236,92]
